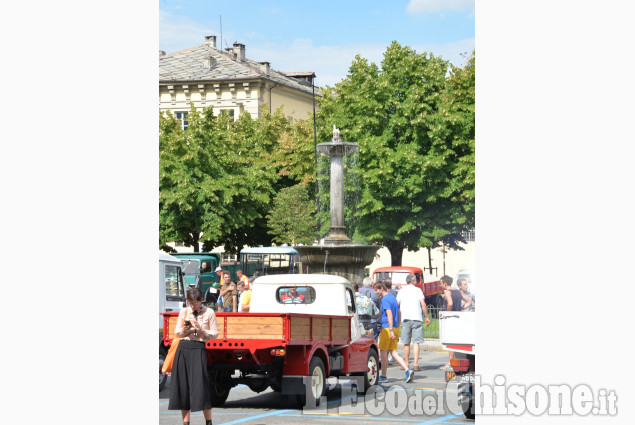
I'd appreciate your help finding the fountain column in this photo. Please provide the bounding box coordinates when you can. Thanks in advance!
[294,126,380,285]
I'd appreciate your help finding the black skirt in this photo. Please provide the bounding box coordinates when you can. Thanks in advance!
[168,340,211,412]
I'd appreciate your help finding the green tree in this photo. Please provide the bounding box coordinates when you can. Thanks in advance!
[159,105,284,252]
[317,43,475,265]
[266,184,317,245]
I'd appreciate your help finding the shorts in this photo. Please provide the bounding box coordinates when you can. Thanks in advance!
[400,319,424,344]
[378,327,400,351]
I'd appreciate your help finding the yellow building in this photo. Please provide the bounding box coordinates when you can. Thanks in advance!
[159,35,319,127]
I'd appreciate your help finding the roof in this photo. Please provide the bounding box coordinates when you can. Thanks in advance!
[252,273,351,286]
[241,246,298,255]
[159,44,321,96]
[373,266,423,273]
[170,252,221,259]
[159,252,182,263]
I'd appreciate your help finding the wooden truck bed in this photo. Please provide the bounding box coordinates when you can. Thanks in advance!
[163,312,351,347]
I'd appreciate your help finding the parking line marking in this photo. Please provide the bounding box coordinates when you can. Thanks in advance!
[282,413,422,422]
[413,414,464,424]
[218,409,293,425]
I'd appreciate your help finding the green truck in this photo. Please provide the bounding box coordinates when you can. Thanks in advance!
[169,252,240,298]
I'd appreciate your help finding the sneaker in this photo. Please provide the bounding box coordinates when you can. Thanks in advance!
[405,369,414,383]
[378,375,388,383]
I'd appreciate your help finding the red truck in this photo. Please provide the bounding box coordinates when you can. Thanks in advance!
[372,266,444,308]
[161,274,379,408]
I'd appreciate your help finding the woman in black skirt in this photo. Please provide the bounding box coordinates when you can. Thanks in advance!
[169,287,218,425]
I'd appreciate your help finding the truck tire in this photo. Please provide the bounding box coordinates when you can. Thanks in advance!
[352,348,378,394]
[463,397,475,419]
[361,348,379,393]
[459,382,474,419]
[159,346,168,392]
[209,371,231,406]
[289,356,326,409]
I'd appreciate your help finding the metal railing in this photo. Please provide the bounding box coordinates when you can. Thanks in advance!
[423,305,442,339]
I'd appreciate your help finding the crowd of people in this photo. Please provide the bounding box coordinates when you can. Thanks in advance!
[353,273,475,381]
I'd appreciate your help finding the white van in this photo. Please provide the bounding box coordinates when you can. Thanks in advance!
[159,252,185,391]
[159,252,186,331]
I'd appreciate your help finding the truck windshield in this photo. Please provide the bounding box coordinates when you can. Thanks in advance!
[374,272,409,285]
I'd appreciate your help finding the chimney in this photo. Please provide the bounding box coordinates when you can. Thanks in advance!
[159,50,166,57]
[259,61,270,76]
[233,42,245,61]
[204,35,217,48]
[203,56,216,69]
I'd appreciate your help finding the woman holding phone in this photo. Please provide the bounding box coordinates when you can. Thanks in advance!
[168,287,219,425]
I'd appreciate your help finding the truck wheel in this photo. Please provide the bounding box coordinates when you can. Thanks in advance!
[459,382,474,419]
[463,398,475,420]
[289,357,326,409]
[209,371,231,406]
[352,348,378,394]
[159,347,168,392]
[362,348,379,393]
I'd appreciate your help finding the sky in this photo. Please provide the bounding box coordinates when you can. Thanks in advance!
[159,0,475,87]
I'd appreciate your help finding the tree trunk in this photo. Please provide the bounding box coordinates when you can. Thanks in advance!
[192,232,200,252]
[386,241,404,266]
[427,247,433,273]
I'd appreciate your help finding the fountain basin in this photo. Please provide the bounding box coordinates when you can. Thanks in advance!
[295,244,380,285]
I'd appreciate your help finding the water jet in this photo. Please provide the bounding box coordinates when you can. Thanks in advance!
[294,126,379,285]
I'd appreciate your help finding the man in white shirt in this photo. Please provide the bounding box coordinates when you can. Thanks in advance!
[396,274,431,371]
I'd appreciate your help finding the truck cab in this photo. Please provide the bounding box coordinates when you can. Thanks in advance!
[169,252,222,297]
[250,274,363,342]
[159,252,185,391]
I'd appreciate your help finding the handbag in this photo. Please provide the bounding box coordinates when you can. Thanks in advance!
[162,308,188,374]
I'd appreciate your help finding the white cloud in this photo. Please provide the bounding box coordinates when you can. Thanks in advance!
[407,0,474,14]
[159,10,239,53]
[252,38,475,88]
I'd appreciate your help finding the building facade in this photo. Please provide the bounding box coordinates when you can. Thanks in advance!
[159,35,319,126]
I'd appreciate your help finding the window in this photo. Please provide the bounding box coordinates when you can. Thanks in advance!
[276,286,316,304]
[219,109,235,121]
[175,241,185,247]
[175,111,189,130]
[461,230,475,242]
[346,288,356,314]
[199,261,212,273]
[221,253,237,262]
[165,265,185,301]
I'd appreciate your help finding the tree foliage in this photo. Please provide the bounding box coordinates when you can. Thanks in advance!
[316,43,475,265]
[159,106,287,252]
[266,184,317,245]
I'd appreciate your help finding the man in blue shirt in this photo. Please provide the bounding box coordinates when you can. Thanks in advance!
[373,281,414,383]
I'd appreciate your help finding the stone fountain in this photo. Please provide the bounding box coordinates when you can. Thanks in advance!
[294,126,380,285]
